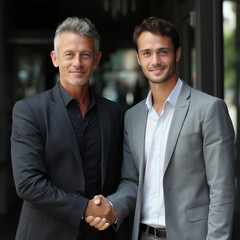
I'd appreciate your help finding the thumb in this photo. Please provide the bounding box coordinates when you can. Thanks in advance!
[93,195,102,205]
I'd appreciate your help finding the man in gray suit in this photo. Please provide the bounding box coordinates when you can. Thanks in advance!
[87,17,235,240]
[11,17,130,240]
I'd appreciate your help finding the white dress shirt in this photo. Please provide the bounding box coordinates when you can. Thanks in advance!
[141,79,182,228]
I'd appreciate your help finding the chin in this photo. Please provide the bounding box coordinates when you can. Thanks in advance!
[68,80,89,86]
[149,78,168,84]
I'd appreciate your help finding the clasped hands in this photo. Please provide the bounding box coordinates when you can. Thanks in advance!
[85,195,117,231]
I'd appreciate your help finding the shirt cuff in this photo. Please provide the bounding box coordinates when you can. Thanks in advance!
[108,200,118,224]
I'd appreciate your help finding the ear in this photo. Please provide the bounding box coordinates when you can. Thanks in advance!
[176,47,181,62]
[94,51,102,68]
[51,51,59,67]
[136,51,141,65]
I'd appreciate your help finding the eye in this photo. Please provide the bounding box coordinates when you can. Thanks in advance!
[160,50,168,56]
[142,51,150,57]
[81,53,90,58]
[65,52,73,57]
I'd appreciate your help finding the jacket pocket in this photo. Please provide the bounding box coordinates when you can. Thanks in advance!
[187,204,209,222]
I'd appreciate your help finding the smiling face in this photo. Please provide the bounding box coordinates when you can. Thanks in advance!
[51,32,101,89]
[136,31,181,85]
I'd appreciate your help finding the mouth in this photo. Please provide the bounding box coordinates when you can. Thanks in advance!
[149,65,166,73]
[70,70,86,75]
[150,68,165,74]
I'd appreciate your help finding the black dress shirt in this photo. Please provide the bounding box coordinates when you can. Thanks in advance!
[59,83,102,199]
[59,84,105,240]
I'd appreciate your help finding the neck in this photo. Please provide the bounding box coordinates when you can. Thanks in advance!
[149,77,178,115]
[61,81,91,118]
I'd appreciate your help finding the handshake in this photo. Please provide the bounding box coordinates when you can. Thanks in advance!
[84,195,117,231]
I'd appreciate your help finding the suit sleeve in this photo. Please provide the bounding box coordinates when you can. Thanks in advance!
[11,100,88,228]
[203,99,235,240]
[107,111,138,229]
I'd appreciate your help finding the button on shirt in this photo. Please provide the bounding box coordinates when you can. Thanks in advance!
[141,79,182,228]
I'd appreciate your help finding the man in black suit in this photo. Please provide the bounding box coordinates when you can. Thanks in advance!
[11,17,129,240]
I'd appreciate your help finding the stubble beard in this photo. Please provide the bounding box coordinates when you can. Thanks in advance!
[148,75,169,84]
[148,63,176,85]
[67,78,89,86]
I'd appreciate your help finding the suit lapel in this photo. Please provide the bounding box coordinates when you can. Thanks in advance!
[133,101,148,234]
[95,97,110,189]
[164,82,191,174]
[49,84,85,182]
[132,101,148,185]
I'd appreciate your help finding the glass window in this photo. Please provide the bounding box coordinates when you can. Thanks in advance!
[12,47,46,102]
[223,0,237,131]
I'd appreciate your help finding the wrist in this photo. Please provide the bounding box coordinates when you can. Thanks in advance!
[108,200,117,224]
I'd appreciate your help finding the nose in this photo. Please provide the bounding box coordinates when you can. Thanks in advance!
[73,55,82,68]
[152,53,162,65]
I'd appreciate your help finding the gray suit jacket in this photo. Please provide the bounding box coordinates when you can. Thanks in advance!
[11,83,130,240]
[108,81,235,240]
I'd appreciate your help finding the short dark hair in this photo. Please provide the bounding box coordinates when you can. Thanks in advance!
[133,17,180,53]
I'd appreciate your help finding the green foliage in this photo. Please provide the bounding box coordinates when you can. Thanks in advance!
[224,29,239,90]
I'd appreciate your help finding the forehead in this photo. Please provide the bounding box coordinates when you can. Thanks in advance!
[58,32,95,51]
[137,31,173,51]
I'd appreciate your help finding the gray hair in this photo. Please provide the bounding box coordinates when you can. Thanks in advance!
[54,17,100,56]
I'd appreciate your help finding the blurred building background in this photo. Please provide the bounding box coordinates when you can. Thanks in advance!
[0,0,240,239]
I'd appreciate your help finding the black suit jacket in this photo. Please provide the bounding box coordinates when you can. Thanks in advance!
[11,83,129,240]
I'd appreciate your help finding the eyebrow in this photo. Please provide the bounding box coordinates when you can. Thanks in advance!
[140,47,170,53]
[63,49,73,55]
[63,49,93,54]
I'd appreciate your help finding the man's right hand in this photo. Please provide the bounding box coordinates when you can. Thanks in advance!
[84,195,117,230]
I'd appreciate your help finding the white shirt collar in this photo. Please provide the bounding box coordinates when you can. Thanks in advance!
[146,78,183,111]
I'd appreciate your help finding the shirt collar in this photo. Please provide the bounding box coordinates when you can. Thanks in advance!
[59,82,73,106]
[146,78,183,110]
[59,82,96,108]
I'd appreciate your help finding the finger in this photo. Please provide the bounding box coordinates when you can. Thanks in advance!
[94,218,107,229]
[98,222,110,231]
[93,195,101,205]
[89,217,101,227]
[85,216,94,223]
